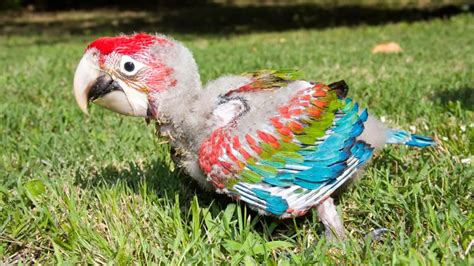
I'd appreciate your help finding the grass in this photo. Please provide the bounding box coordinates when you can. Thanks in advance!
[0,7,473,264]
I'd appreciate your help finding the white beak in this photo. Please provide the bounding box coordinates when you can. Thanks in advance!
[73,54,99,114]
[73,53,149,117]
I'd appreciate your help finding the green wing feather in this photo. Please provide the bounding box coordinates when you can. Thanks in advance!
[241,69,303,90]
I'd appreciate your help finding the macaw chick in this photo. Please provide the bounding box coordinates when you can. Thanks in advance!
[73,33,435,240]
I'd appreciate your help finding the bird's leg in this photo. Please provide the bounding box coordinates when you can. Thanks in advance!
[316,197,346,241]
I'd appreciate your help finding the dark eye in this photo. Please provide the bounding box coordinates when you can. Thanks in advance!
[119,56,144,76]
[124,61,135,72]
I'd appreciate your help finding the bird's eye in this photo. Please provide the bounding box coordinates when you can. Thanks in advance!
[119,55,145,76]
[124,61,135,72]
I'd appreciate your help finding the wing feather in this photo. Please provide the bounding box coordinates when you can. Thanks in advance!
[199,78,374,217]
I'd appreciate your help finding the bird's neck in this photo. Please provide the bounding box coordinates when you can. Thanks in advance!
[148,41,217,157]
[150,45,204,133]
[149,76,214,152]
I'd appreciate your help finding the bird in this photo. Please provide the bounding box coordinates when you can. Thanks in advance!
[73,33,435,240]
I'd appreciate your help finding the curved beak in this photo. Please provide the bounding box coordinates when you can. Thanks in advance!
[73,53,149,117]
[73,54,99,115]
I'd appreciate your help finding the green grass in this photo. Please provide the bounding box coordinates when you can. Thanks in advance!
[0,9,473,264]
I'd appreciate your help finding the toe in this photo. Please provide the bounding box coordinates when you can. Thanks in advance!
[364,228,390,242]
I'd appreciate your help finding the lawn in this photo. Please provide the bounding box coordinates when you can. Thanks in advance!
[0,5,473,264]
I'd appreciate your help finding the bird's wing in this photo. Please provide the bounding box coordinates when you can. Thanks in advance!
[224,69,302,96]
[199,81,374,218]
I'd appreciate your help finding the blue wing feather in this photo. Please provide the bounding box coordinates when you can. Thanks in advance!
[231,95,375,216]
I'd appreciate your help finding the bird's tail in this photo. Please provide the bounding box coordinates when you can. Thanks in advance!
[386,129,435,147]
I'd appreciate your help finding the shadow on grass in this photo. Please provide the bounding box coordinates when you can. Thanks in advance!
[72,148,411,238]
[432,87,474,112]
[73,157,324,237]
[1,3,470,37]
[73,158,234,209]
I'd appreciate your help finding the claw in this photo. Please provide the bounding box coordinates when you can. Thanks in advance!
[364,228,390,242]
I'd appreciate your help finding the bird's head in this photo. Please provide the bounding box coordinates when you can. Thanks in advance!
[73,33,200,117]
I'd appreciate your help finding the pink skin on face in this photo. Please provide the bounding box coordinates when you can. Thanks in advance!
[87,33,176,92]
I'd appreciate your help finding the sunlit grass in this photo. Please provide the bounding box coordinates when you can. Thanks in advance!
[0,11,472,264]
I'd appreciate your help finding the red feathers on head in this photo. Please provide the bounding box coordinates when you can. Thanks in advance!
[87,33,170,56]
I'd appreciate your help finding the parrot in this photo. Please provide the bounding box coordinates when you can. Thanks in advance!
[73,33,435,240]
